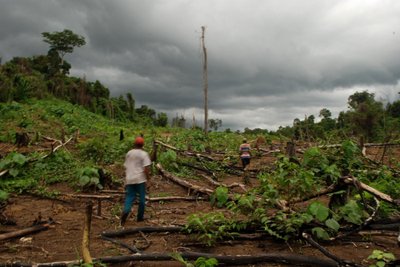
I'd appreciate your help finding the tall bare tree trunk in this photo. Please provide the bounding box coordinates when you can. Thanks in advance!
[201,26,208,135]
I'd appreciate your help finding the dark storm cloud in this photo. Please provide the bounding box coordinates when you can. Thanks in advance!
[1,0,400,130]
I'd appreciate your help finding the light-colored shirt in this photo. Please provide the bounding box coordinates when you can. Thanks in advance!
[124,149,151,185]
[239,143,251,158]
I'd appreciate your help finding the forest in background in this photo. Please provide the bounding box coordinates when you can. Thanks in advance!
[1,30,400,142]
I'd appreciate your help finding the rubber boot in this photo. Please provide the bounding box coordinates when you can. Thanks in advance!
[120,212,129,226]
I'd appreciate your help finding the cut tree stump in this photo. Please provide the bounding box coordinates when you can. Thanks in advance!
[15,132,30,147]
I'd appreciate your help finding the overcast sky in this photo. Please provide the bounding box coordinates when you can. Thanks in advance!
[1,1,400,131]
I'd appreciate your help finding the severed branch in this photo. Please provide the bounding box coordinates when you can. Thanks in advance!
[0,221,53,241]
[180,162,215,176]
[99,190,209,202]
[138,231,152,250]
[101,235,139,253]
[342,176,396,204]
[155,140,250,176]
[0,169,8,177]
[1,136,73,178]
[102,226,184,238]
[288,183,338,205]
[154,140,215,161]
[302,232,362,267]
[156,163,214,196]
[12,251,338,267]
[147,195,208,202]
[199,174,247,192]
[156,163,289,210]
[330,197,380,241]
[41,136,73,159]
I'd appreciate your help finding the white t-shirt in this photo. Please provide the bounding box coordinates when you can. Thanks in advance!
[124,148,151,185]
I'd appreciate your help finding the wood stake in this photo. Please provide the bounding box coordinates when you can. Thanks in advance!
[82,201,93,264]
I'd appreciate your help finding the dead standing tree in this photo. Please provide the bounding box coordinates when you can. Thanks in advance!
[201,26,208,135]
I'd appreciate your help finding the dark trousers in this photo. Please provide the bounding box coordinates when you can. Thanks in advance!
[241,157,250,168]
[123,182,146,221]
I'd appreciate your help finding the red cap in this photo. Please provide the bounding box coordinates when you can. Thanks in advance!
[134,136,144,145]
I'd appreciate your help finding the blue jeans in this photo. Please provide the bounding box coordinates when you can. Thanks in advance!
[123,182,146,221]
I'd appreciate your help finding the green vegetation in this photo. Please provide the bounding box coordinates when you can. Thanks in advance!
[181,141,400,244]
[0,29,169,127]
[1,29,400,254]
[367,250,396,267]
[275,90,400,143]
[171,253,218,267]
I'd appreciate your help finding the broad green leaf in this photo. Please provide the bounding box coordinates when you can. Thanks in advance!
[308,202,329,222]
[9,168,19,177]
[302,147,321,166]
[79,175,90,186]
[12,153,27,165]
[325,218,340,232]
[0,190,9,201]
[302,213,314,223]
[311,227,330,240]
[213,186,228,207]
[0,159,8,170]
[382,253,395,260]
[340,200,364,225]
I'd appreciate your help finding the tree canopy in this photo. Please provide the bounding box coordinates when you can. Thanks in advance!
[42,29,86,62]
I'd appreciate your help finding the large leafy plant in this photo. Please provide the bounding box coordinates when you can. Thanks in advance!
[0,152,28,177]
[185,212,245,246]
[77,167,102,190]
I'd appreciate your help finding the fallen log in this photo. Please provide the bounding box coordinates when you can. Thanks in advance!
[156,163,214,196]
[288,183,337,205]
[102,225,265,240]
[0,223,52,241]
[342,176,396,204]
[7,251,338,267]
[302,232,362,267]
[156,164,290,210]
[101,251,338,266]
[181,161,217,179]
[368,222,400,231]
[101,235,139,253]
[155,140,215,161]
[155,139,258,177]
[65,193,114,199]
[199,173,247,192]
[102,225,183,238]
[99,190,209,202]
[147,196,208,202]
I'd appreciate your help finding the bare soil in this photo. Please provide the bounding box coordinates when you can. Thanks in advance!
[1,143,400,266]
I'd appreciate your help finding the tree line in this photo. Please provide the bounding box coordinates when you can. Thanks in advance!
[274,91,400,143]
[0,29,168,127]
[2,29,399,140]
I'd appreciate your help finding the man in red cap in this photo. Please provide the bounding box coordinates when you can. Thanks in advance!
[120,136,151,226]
